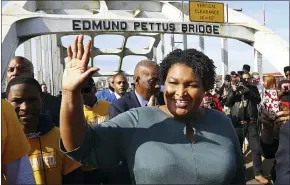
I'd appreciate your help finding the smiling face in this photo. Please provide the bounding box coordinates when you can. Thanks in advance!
[163,64,205,117]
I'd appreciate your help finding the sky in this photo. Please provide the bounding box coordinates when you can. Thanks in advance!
[3,1,289,75]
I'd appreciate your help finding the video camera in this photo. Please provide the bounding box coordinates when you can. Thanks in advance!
[224,74,231,82]
[236,82,245,91]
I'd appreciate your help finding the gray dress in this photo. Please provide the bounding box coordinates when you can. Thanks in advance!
[60,107,245,184]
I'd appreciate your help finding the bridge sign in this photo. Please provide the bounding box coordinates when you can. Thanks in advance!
[189,1,224,23]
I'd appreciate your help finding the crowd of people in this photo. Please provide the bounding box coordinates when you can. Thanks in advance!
[1,34,289,185]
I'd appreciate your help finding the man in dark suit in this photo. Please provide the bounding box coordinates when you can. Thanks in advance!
[109,59,161,119]
[106,59,160,184]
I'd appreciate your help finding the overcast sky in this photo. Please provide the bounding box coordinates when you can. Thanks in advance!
[9,1,289,75]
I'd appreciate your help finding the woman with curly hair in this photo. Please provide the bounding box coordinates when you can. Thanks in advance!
[59,35,245,184]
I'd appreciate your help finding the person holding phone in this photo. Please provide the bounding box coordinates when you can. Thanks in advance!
[277,66,290,98]
[260,93,290,184]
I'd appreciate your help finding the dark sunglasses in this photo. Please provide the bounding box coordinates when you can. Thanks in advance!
[81,87,93,93]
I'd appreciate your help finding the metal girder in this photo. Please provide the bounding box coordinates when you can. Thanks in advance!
[15,16,256,43]
[35,1,101,11]
[105,1,163,12]
[2,0,289,82]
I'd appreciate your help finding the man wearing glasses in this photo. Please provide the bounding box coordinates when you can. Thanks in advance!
[81,77,110,126]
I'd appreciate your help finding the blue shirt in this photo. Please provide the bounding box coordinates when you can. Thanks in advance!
[96,89,117,103]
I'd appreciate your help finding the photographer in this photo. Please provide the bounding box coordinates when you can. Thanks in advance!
[225,73,268,184]
[217,75,231,99]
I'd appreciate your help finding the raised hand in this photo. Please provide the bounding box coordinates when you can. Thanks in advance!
[62,35,99,92]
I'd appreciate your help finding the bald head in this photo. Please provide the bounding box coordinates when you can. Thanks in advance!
[6,56,34,82]
[134,60,160,100]
[107,76,114,91]
[134,59,159,77]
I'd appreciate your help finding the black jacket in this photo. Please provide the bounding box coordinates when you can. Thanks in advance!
[260,121,290,184]
[275,121,290,185]
[41,92,61,127]
[109,91,141,119]
[225,84,261,122]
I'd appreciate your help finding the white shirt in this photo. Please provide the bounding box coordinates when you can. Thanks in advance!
[108,89,114,94]
[114,92,121,99]
[135,91,148,107]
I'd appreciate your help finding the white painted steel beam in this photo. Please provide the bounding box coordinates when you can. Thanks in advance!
[2,0,289,83]
[221,38,229,82]
[254,49,263,80]
[199,36,204,53]
[23,39,32,61]
[15,17,256,43]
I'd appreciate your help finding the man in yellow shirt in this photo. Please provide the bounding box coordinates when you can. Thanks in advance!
[1,99,35,184]
[81,77,111,184]
[82,77,110,126]
[6,76,82,184]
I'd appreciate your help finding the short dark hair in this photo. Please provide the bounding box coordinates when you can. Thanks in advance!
[284,66,290,73]
[113,72,127,81]
[83,77,95,87]
[237,71,244,77]
[230,71,237,76]
[7,76,41,95]
[225,74,232,82]
[243,64,251,72]
[159,49,216,91]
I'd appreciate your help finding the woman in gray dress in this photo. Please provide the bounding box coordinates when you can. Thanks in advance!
[60,35,245,184]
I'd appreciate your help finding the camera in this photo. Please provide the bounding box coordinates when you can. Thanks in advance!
[236,82,244,91]
[224,74,231,82]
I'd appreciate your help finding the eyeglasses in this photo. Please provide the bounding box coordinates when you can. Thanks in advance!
[81,87,92,93]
